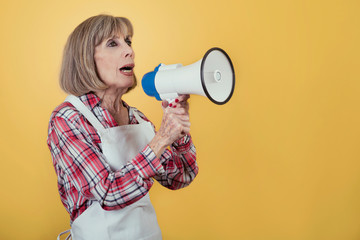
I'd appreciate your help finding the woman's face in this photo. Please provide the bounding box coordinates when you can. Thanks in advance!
[94,34,135,92]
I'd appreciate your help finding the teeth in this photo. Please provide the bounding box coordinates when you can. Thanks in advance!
[121,69,132,73]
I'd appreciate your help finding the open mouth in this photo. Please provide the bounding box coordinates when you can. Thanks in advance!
[119,64,134,73]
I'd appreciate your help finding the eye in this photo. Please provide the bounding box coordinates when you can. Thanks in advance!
[107,40,117,47]
[125,38,132,47]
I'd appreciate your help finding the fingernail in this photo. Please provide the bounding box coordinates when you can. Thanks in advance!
[169,103,172,107]
[173,105,176,108]
[175,99,179,103]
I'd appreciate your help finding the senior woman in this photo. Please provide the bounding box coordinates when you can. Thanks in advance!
[47,14,198,240]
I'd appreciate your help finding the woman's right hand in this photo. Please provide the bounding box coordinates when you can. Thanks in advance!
[149,95,191,157]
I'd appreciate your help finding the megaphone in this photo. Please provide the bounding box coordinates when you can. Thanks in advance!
[142,47,235,105]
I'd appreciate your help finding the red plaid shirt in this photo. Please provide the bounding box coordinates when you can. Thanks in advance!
[47,93,198,223]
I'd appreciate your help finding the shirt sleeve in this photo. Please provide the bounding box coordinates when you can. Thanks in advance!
[132,108,199,190]
[48,115,165,211]
[152,134,199,190]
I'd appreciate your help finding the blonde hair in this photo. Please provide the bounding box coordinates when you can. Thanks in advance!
[60,14,136,96]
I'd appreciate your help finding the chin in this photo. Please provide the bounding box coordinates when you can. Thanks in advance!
[126,75,137,93]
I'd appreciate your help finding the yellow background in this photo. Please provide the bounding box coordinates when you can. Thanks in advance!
[1,0,359,239]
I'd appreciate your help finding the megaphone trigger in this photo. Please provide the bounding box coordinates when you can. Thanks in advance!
[142,47,235,105]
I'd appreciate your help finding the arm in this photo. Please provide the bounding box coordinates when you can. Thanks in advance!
[148,95,199,189]
[48,114,164,211]
[153,135,198,190]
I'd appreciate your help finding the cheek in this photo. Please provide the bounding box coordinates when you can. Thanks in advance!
[95,56,107,72]
[95,56,114,80]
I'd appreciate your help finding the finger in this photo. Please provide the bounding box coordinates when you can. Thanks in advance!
[162,100,169,109]
[173,99,189,107]
[180,101,189,111]
[167,101,189,112]
[174,97,190,112]
[165,106,187,115]
[164,113,189,128]
[174,118,191,132]
[176,114,190,122]
[175,94,190,103]
[180,121,191,129]
[180,126,191,136]
[162,115,187,131]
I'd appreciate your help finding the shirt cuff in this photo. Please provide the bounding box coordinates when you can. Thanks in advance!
[132,145,165,179]
[171,134,192,153]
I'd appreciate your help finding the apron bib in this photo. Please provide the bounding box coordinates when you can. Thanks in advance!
[60,95,161,240]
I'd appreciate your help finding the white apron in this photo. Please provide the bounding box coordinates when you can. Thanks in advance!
[59,95,162,240]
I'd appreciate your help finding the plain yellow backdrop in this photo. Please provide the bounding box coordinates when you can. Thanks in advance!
[1,0,360,239]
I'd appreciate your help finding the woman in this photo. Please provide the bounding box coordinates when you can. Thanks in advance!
[47,14,198,240]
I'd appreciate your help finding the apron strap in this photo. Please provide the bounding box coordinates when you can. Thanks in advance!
[65,95,106,132]
[132,108,145,124]
[132,109,156,135]
[57,229,72,240]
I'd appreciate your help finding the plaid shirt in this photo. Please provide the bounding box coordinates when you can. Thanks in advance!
[47,93,198,223]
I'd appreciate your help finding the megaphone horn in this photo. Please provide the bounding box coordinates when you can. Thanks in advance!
[142,47,235,105]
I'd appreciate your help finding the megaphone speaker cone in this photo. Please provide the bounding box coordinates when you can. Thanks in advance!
[200,47,235,105]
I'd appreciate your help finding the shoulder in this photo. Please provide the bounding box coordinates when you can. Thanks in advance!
[49,101,81,125]
[47,100,86,139]
[49,93,99,124]
[47,101,79,146]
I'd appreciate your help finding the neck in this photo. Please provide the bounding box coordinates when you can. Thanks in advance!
[95,88,126,113]
[95,88,130,126]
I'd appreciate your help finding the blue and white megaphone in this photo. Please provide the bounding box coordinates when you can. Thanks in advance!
[141,47,235,105]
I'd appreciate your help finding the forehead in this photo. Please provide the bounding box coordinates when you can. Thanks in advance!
[95,20,132,45]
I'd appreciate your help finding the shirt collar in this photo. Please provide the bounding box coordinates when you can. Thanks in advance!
[79,92,131,111]
[79,92,102,110]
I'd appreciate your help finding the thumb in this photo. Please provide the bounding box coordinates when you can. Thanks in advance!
[162,100,169,109]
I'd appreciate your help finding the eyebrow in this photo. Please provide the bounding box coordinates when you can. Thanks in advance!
[108,34,131,40]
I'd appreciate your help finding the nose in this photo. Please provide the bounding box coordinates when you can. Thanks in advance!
[123,43,134,58]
